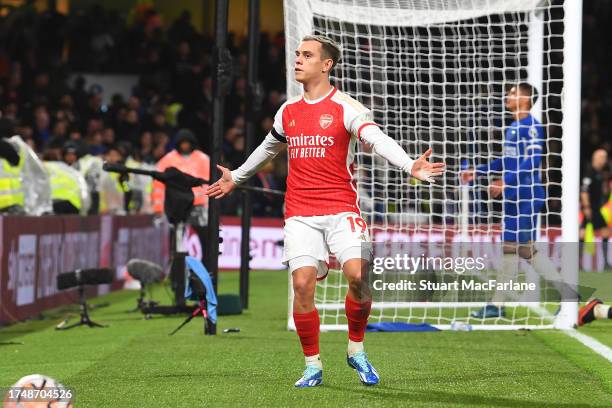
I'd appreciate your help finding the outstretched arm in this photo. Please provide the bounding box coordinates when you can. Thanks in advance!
[462,158,503,186]
[206,133,286,199]
[231,132,286,184]
[359,125,445,183]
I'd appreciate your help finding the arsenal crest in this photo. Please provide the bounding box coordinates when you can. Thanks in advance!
[319,114,333,129]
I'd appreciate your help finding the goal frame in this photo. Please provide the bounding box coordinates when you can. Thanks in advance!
[284,0,582,331]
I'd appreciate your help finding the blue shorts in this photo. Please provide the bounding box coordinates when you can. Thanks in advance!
[503,200,545,243]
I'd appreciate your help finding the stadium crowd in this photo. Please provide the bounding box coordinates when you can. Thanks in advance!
[0,2,285,218]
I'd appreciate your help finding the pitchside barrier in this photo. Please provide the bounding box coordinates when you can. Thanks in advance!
[0,215,284,325]
[0,215,169,324]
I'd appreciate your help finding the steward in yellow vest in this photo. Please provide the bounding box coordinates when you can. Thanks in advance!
[44,161,88,214]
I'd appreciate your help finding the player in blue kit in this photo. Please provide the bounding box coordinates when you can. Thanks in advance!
[463,83,565,318]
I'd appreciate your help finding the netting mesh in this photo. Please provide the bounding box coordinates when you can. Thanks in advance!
[284,0,573,330]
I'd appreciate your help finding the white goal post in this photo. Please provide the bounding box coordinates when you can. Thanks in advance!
[284,0,581,331]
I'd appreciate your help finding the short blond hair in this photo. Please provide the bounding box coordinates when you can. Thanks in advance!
[302,34,342,70]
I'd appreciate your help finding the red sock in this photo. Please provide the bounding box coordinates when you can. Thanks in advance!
[345,295,372,342]
[293,309,320,356]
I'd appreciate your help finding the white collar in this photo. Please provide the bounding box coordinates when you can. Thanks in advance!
[303,86,334,105]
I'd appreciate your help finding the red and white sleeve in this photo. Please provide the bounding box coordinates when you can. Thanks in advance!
[340,94,414,175]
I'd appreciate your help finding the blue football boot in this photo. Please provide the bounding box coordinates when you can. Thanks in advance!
[294,365,323,388]
[347,351,379,386]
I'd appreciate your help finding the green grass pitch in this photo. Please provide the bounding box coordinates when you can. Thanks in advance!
[1,271,611,407]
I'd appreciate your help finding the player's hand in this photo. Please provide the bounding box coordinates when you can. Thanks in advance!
[205,165,236,199]
[411,148,445,183]
[461,169,475,184]
[489,179,504,198]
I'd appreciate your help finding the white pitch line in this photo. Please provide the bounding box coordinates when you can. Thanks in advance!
[563,329,612,362]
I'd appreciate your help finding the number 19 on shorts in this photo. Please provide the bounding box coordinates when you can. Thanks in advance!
[347,215,367,233]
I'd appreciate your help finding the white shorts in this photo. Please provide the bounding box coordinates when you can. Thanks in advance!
[283,212,372,277]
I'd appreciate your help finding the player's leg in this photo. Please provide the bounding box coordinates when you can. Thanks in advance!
[472,241,518,318]
[521,202,569,297]
[473,200,563,318]
[341,255,379,385]
[579,299,612,325]
[472,203,521,318]
[284,217,327,388]
[342,256,371,353]
[291,262,323,387]
[593,210,609,268]
[327,212,379,385]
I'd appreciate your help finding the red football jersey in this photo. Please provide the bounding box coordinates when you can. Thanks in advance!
[272,87,376,218]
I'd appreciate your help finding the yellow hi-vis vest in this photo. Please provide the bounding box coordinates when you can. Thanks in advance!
[45,162,82,211]
[0,153,25,210]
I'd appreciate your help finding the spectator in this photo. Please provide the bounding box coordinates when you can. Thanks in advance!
[117,109,141,146]
[152,130,170,161]
[152,129,210,225]
[149,109,173,136]
[32,105,51,148]
[87,130,105,156]
[139,131,155,163]
[102,127,116,149]
[252,161,282,217]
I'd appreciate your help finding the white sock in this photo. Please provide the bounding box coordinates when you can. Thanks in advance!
[305,354,322,369]
[594,304,611,320]
[491,254,519,305]
[347,340,364,356]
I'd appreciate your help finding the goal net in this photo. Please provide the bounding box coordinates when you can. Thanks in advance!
[284,0,581,330]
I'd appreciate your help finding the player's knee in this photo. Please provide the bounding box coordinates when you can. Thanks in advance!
[292,276,314,294]
[503,243,534,260]
[343,260,364,282]
[518,246,535,260]
[343,262,369,296]
[346,275,371,302]
[292,269,316,299]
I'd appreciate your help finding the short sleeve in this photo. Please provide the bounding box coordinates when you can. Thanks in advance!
[332,91,378,140]
[525,123,544,151]
[350,110,378,141]
[581,176,592,193]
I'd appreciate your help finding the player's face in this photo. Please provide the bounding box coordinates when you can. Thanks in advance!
[505,86,530,114]
[505,86,519,112]
[63,151,77,165]
[592,149,608,171]
[294,41,332,84]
